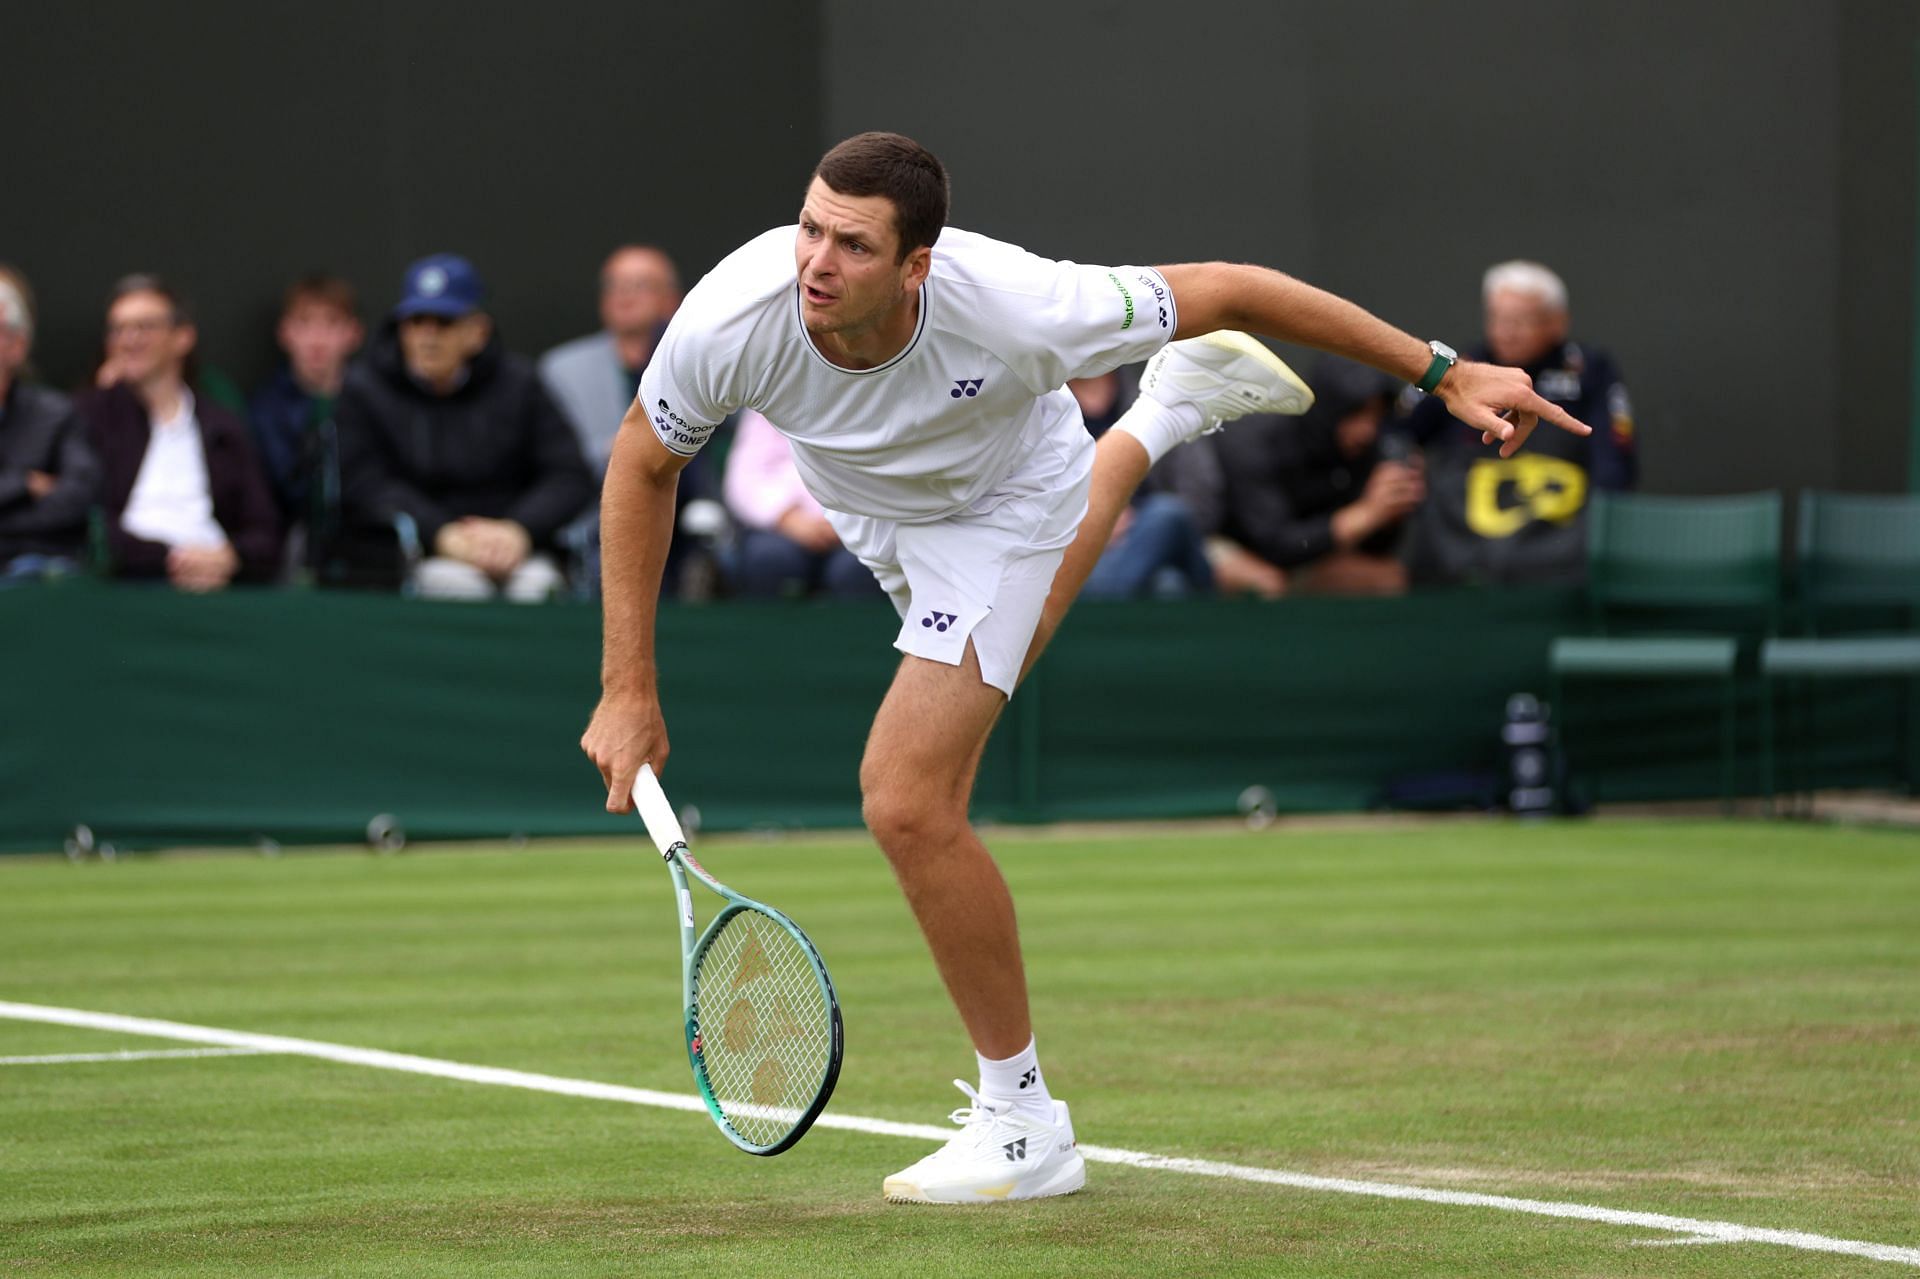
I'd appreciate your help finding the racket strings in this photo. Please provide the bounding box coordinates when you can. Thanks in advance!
[693,909,833,1146]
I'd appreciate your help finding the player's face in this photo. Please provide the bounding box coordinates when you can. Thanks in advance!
[1484,288,1567,367]
[794,178,926,338]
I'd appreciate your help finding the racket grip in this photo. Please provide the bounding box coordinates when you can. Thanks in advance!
[632,764,687,857]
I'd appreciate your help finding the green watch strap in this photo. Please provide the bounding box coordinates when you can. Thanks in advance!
[1416,350,1454,394]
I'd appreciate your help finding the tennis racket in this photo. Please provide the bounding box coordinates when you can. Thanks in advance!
[631,764,843,1156]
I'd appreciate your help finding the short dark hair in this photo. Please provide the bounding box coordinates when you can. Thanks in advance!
[108,273,193,327]
[813,132,949,259]
[282,272,360,321]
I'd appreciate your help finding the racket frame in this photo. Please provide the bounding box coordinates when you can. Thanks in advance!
[636,766,844,1156]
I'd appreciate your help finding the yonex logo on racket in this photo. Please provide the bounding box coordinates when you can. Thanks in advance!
[950,378,983,398]
[921,611,957,632]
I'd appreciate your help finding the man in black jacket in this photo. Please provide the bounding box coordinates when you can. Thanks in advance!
[335,255,594,600]
[0,265,100,581]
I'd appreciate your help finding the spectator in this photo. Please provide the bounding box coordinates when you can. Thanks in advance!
[1070,369,1213,598]
[0,264,100,582]
[335,253,594,601]
[1159,356,1419,596]
[540,245,681,473]
[248,274,364,546]
[722,409,882,599]
[541,245,714,596]
[78,275,280,590]
[1401,260,1635,586]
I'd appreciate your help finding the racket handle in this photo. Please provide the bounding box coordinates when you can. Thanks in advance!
[632,764,687,858]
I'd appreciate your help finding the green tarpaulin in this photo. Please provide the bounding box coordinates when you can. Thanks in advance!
[2,583,1903,852]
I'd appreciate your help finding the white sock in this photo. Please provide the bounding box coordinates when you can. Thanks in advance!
[1112,395,1206,467]
[976,1036,1054,1119]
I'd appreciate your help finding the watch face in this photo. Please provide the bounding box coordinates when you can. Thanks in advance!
[1430,340,1457,361]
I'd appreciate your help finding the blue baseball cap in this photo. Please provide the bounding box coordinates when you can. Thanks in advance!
[394,253,485,319]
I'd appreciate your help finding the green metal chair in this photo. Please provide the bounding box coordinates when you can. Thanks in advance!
[1548,491,1784,808]
[1761,492,1920,806]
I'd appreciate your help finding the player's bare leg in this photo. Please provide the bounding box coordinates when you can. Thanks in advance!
[1019,430,1150,685]
[860,641,1028,1056]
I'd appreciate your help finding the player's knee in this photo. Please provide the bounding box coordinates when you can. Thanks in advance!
[861,775,963,853]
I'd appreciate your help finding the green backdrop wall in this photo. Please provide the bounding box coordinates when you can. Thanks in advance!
[4,585,1903,854]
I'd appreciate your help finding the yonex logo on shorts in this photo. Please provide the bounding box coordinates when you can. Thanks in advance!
[950,378,983,398]
[921,611,957,632]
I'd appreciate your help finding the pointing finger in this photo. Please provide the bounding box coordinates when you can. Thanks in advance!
[1530,393,1592,437]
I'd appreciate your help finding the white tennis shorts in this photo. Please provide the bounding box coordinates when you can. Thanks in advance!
[826,426,1094,697]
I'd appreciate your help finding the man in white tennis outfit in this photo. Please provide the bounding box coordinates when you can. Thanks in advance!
[582,133,1589,1203]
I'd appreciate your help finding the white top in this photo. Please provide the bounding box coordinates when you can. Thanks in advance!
[639,225,1177,523]
[120,389,227,549]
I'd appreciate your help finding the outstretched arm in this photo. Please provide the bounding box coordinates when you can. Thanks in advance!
[1158,262,1591,457]
[579,402,691,813]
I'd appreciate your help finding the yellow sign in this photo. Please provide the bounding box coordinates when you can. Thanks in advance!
[1465,456,1588,539]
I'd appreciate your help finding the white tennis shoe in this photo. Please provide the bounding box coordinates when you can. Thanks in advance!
[882,1080,1086,1204]
[1138,329,1315,444]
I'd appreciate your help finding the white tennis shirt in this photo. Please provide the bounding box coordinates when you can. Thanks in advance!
[638,225,1177,524]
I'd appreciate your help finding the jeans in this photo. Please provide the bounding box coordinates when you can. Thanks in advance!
[1082,493,1214,599]
[729,529,884,600]
[0,554,80,587]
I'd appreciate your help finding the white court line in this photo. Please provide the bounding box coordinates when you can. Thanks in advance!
[0,1047,270,1065]
[2,1000,1916,1270]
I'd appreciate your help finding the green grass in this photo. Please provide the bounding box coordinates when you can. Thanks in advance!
[1,819,1916,1277]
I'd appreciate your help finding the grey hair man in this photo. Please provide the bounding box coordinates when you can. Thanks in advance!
[1401,259,1636,586]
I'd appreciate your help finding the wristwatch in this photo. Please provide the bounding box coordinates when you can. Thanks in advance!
[1417,340,1457,394]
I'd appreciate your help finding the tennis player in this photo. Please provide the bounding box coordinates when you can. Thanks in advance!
[582,132,1589,1203]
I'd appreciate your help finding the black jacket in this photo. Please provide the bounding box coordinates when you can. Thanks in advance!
[335,321,594,550]
[0,381,100,562]
[1400,339,1635,586]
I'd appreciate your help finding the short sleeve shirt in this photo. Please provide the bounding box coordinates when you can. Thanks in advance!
[637,225,1176,522]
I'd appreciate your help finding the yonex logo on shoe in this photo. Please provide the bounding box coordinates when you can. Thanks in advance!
[1003,1137,1027,1161]
[950,378,984,398]
[1018,1068,1037,1090]
[921,611,957,632]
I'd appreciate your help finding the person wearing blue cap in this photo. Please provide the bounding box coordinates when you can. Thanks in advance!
[333,253,595,599]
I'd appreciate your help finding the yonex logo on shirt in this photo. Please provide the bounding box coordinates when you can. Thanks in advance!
[921,611,957,632]
[950,378,984,398]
